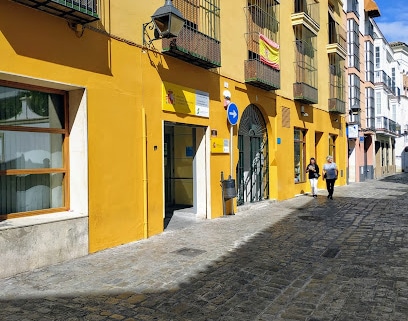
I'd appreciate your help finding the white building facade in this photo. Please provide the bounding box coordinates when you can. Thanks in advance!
[373,22,400,177]
[390,42,408,172]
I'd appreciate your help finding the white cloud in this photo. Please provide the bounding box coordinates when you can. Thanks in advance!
[377,21,408,44]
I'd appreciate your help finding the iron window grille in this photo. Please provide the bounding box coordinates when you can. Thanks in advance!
[329,55,346,114]
[294,26,318,103]
[244,0,281,90]
[12,0,98,24]
[293,0,320,26]
[163,0,221,68]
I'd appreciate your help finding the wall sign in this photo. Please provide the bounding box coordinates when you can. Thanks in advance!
[162,82,209,118]
[211,138,229,153]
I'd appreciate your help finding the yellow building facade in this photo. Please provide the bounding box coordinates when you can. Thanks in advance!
[0,0,347,277]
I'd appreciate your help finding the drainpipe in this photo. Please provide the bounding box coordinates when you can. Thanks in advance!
[142,108,148,238]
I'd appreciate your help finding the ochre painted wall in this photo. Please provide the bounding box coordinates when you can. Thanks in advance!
[0,0,348,254]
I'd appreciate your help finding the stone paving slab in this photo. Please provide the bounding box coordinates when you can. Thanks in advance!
[1,174,408,320]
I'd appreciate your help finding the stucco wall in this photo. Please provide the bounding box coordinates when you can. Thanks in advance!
[0,213,88,279]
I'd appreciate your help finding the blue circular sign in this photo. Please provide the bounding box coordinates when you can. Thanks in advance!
[227,103,239,126]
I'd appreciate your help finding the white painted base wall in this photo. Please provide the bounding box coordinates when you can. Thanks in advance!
[0,213,88,279]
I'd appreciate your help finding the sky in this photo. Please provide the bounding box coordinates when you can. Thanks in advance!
[374,0,408,44]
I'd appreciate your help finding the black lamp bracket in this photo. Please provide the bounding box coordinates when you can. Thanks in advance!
[142,21,160,47]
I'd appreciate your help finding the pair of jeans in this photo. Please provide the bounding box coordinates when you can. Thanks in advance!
[326,179,335,197]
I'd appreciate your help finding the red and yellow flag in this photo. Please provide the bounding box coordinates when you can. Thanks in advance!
[259,34,280,70]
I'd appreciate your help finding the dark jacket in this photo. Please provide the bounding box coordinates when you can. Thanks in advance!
[306,163,320,179]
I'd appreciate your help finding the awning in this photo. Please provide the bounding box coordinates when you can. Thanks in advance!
[365,0,381,17]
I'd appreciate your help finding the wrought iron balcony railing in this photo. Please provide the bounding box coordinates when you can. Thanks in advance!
[293,82,318,104]
[366,117,376,131]
[328,98,346,114]
[162,26,221,69]
[291,0,320,34]
[328,21,346,51]
[294,0,320,25]
[375,70,397,95]
[244,60,280,91]
[375,116,398,135]
[12,0,99,24]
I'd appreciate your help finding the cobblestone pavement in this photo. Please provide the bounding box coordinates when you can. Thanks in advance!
[1,174,408,321]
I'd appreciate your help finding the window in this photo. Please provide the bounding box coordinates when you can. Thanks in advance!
[347,0,359,17]
[375,46,380,68]
[349,73,360,109]
[294,128,306,183]
[173,0,220,41]
[366,87,375,129]
[376,91,381,114]
[392,67,396,94]
[294,26,317,88]
[0,83,68,217]
[246,0,280,59]
[386,51,393,63]
[392,104,396,121]
[329,135,336,161]
[329,55,345,102]
[365,41,374,83]
[347,19,360,70]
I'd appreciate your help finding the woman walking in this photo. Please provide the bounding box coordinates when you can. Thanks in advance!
[322,155,338,199]
[306,157,320,198]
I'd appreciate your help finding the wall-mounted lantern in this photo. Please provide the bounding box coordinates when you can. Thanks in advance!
[143,0,185,46]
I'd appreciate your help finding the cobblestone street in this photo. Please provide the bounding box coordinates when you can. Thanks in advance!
[1,174,408,321]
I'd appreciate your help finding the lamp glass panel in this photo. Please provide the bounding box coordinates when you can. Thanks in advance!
[153,15,170,34]
[169,15,185,36]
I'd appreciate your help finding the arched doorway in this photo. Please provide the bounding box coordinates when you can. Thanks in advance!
[237,104,269,205]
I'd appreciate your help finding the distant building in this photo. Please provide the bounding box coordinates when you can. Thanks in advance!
[372,22,400,177]
[389,41,408,172]
[344,0,380,182]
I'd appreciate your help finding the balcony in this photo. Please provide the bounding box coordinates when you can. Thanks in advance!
[375,70,397,95]
[328,98,346,114]
[327,21,347,60]
[12,0,99,24]
[291,0,320,35]
[347,0,359,17]
[162,26,221,69]
[245,60,280,91]
[365,20,374,38]
[375,116,399,136]
[367,116,376,131]
[293,82,318,104]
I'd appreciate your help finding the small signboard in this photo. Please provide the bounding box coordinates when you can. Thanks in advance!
[162,82,209,118]
[347,124,359,139]
[211,138,230,153]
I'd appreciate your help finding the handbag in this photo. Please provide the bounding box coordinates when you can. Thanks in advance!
[323,173,327,179]
[314,173,321,178]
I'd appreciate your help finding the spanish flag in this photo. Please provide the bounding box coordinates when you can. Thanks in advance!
[259,34,280,70]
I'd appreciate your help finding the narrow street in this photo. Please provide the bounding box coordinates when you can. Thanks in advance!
[1,174,408,321]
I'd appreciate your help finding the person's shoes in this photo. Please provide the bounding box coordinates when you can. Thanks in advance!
[313,195,317,198]
[327,195,330,199]
[330,195,333,200]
